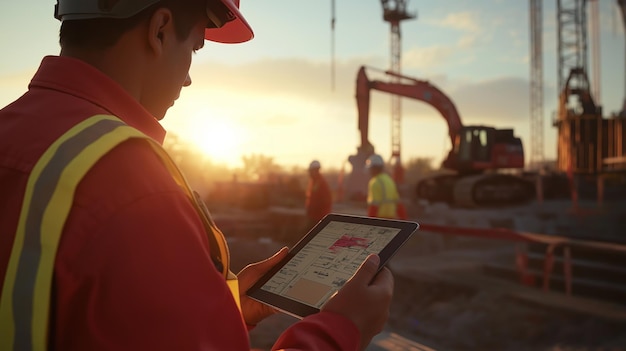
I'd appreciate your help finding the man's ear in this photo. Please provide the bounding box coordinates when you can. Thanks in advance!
[147,8,174,56]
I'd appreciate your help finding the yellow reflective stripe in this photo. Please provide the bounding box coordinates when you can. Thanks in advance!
[0,115,135,351]
[145,144,230,277]
[226,273,241,312]
[34,121,147,351]
[0,114,238,351]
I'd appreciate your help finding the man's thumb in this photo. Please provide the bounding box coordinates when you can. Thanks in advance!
[258,247,289,270]
[349,254,380,286]
[239,246,288,276]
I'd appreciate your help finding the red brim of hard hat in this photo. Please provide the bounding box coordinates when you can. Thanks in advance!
[205,0,253,43]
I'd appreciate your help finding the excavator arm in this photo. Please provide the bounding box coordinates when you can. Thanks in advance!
[356,65,464,151]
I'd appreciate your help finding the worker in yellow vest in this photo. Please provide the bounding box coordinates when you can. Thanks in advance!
[366,154,407,219]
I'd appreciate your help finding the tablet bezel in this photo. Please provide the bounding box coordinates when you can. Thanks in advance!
[246,213,419,319]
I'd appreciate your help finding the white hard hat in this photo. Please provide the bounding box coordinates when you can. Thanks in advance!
[54,0,253,43]
[309,160,321,170]
[366,154,384,168]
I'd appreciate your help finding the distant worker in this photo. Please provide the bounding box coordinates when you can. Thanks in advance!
[305,160,333,230]
[366,154,407,219]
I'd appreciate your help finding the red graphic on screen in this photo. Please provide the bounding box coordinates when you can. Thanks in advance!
[330,235,370,253]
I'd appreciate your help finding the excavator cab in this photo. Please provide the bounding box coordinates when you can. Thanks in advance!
[421,125,531,207]
[453,126,525,174]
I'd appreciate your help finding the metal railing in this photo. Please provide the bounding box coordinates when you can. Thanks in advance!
[418,223,626,295]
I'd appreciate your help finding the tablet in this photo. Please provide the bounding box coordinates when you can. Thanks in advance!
[246,213,419,319]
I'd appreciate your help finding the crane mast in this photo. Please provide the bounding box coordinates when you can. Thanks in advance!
[529,0,544,168]
[380,0,415,183]
[617,0,626,115]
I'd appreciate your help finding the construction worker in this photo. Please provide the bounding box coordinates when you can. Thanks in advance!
[366,154,408,219]
[0,1,393,350]
[305,160,333,230]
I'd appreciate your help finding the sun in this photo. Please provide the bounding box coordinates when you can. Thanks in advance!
[187,116,244,166]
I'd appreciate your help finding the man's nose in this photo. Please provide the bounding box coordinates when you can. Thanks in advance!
[183,73,192,87]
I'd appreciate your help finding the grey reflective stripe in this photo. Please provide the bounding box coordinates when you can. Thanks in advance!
[12,119,124,351]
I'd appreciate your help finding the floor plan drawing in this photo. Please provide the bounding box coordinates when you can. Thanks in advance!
[261,221,401,308]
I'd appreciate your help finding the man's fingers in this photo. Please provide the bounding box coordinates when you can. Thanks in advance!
[347,254,380,287]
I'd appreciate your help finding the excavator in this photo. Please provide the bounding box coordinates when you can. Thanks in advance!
[345,66,535,207]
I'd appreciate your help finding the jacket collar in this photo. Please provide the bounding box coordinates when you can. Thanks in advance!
[30,56,167,143]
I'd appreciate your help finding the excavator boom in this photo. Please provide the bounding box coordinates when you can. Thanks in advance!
[357,66,463,150]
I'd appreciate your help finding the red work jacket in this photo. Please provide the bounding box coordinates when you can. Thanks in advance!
[0,56,359,350]
[305,175,332,222]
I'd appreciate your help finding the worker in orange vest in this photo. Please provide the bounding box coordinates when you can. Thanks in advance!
[305,160,333,230]
[366,154,408,219]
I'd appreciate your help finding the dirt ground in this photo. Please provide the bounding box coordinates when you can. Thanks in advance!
[218,198,626,351]
[386,273,626,351]
[228,236,626,351]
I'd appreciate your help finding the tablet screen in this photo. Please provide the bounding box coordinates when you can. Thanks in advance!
[258,220,402,309]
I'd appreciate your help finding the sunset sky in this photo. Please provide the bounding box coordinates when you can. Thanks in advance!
[1,0,624,170]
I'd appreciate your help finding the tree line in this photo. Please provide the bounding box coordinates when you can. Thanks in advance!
[163,133,435,206]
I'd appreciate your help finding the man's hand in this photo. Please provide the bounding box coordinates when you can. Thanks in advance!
[237,247,289,326]
[321,254,394,351]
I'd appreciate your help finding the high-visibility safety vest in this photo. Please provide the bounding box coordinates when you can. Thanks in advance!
[0,115,240,351]
[367,173,400,218]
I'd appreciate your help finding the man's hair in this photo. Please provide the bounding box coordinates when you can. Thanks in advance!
[59,0,207,49]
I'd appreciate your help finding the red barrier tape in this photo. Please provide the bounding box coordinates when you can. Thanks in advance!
[418,223,626,253]
[418,223,531,242]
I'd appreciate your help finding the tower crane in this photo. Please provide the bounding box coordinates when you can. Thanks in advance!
[380,0,416,184]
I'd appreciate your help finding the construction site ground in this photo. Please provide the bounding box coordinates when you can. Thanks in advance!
[216,198,626,351]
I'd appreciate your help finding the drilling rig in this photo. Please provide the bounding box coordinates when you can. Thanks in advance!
[554,0,600,174]
[554,0,626,190]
